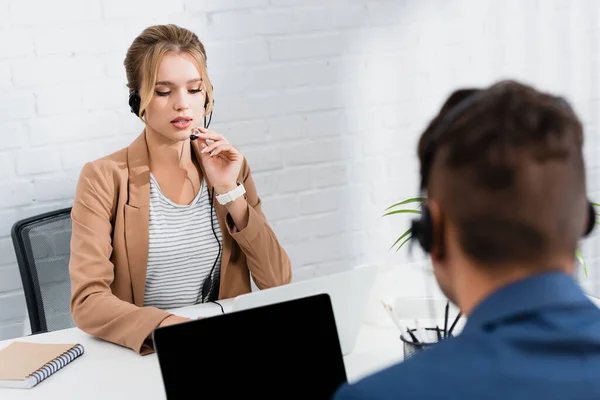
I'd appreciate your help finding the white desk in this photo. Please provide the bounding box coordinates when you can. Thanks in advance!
[0,298,411,400]
[1,268,596,399]
[0,264,471,399]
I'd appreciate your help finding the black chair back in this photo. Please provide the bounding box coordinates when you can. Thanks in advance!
[11,207,75,334]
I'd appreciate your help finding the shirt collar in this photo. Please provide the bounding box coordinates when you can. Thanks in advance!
[463,271,590,334]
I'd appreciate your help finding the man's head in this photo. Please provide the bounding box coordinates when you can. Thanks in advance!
[416,80,591,304]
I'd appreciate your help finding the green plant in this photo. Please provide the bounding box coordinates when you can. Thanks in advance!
[383,197,425,252]
[384,199,600,278]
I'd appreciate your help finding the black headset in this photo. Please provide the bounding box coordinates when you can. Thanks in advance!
[128,86,214,129]
[411,91,597,254]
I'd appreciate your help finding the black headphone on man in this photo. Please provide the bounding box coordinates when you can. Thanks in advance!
[128,85,214,129]
[411,90,597,255]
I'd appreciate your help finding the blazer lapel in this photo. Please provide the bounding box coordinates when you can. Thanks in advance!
[125,132,151,307]
[191,140,232,296]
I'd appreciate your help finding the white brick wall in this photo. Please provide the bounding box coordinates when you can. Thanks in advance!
[0,0,599,340]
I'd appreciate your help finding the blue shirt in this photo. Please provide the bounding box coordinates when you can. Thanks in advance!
[334,272,600,400]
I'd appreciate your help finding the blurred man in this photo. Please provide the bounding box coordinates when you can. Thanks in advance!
[335,80,600,399]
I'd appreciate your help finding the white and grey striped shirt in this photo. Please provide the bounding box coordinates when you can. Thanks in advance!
[144,173,222,309]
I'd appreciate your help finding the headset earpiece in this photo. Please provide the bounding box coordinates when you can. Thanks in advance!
[411,205,434,254]
[584,201,596,237]
[129,90,141,117]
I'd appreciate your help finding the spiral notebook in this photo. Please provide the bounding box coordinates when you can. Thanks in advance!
[0,342,84,389]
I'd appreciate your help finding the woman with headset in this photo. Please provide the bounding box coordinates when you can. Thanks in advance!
[68,24,292,355]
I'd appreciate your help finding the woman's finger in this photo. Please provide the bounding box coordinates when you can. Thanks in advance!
[211,143,238,158]
[195,127,227,143]
[201,140,229,155]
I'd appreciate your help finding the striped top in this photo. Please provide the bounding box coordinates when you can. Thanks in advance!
[143,173,222,309]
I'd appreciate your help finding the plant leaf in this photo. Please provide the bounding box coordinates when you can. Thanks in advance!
[389,228,412,251]
[576,249,588,278]
[590,202,600,222]
[395,235,412,252]
[384,197,426,211]
[382,209,421,217]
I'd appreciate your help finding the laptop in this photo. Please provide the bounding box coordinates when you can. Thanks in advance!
[153,293,348,399]
[231,264,378,355]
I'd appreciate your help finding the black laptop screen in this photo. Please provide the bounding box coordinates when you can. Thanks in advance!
[153,293,348,399]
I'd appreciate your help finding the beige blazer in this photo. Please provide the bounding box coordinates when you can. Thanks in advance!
[69,132,292,355]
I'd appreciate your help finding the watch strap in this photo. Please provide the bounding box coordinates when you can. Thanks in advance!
[216,183,246,205]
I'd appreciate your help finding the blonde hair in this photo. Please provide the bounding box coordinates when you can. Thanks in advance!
[124,24,214,120]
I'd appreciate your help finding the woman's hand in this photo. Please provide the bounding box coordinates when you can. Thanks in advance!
[193,126,244,195]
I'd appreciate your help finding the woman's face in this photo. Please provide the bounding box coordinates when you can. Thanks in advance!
[144,51,207,142]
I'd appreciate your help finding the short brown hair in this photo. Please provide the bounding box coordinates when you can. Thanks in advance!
[418,80,587,265]
[123,24,214,121]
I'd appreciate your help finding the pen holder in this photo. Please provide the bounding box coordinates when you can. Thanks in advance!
[400,327,449,361]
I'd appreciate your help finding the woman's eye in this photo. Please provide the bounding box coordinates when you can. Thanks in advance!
[155,91,170,96]
[189,89,202,94]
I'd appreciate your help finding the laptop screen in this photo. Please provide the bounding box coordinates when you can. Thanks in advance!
[153,293,348,399]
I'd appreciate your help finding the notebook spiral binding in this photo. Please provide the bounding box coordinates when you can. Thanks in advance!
[29,344,84,386]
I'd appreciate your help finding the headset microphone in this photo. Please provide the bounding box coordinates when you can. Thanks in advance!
[190,86,214,140]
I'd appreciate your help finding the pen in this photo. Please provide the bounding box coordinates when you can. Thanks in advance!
[447,312,463,337]
[381,301,414,342]
[406,328,419,343]
[414,319,428,343]
[444,301,449,338]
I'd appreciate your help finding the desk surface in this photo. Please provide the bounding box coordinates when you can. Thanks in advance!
[0,299,410,400]
[1,264,595,400]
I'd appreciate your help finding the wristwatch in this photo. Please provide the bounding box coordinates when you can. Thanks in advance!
[216,183,246,205]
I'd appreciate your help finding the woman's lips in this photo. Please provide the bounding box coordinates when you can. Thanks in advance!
[171,118,192,130]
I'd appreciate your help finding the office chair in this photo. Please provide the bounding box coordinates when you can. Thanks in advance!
[11,207,76,334]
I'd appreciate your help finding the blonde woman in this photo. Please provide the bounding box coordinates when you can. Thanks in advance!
[68,24,292,355]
